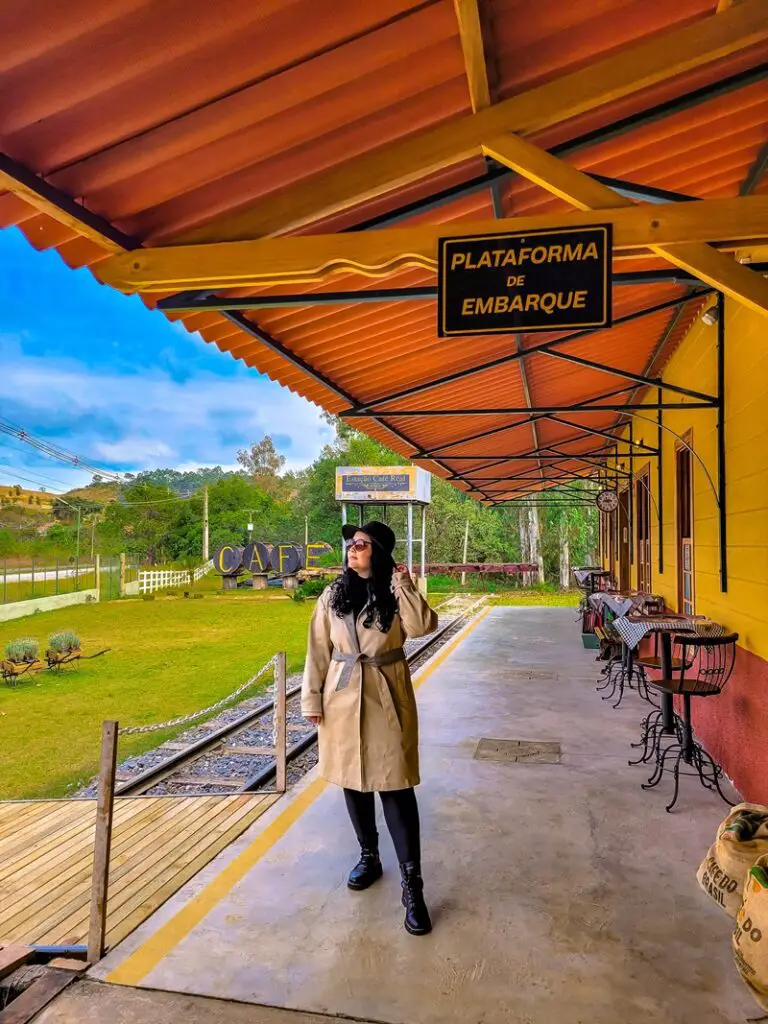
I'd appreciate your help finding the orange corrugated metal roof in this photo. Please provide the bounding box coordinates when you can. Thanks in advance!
[0,0,765,501]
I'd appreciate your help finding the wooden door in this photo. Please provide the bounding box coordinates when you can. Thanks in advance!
[618,488,630,591]
[676,443,694,615]
[635,471,652,592]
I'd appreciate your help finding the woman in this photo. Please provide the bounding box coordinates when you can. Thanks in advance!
[301,520,438,936]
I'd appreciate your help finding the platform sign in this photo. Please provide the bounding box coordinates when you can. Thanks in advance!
[437,224,612,336]
[335,466,431,504]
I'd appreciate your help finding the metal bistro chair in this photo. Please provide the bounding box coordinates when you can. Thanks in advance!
[595,621,622,689]
[597,609,651,709]
[630,618,706,765]
[641,632,739,812]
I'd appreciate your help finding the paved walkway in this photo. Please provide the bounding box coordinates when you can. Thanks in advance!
[74,607,750,1024]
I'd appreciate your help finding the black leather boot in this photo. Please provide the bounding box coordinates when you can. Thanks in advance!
[400,861,432,935]
[347,844,383,891]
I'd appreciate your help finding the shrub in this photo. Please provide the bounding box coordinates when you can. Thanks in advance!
[49,630,81,653]
[295,577,331,600]
[316,551,340,568]
[5,638,39,663]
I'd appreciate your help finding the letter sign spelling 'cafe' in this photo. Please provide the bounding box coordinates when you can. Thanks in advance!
[437,225,612,336]
[214,542,333,577]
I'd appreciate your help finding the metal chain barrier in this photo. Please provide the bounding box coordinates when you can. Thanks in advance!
[118,654,279,735]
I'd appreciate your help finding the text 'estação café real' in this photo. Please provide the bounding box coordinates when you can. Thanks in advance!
[437,225,612,336]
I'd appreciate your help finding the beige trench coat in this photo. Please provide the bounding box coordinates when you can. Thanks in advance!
[301,572,438,792]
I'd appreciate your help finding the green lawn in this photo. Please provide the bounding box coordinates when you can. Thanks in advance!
[0,595,314,800]
[486,590,580,607]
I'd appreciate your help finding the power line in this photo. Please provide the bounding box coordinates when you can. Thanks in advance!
[0,460,72,490]
[0,469,193,511]
[0,467,69,493]
[0,438,82,486]
[0,416,124,481]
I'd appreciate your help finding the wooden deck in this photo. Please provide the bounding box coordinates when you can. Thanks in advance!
[0,794,277,950]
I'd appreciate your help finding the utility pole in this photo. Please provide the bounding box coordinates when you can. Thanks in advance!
[305,515,309,546]
[461,520,469,587]
[202,486,209,561]
[90,513,100,559]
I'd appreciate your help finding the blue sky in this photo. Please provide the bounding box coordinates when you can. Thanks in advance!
[0,228,333,493]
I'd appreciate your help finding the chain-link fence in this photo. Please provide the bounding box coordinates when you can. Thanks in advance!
[0,554,140,605]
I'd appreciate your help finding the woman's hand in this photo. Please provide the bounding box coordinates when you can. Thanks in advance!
[305,714,322,726]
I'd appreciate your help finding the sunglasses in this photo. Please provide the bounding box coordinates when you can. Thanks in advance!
[346,539,372,551]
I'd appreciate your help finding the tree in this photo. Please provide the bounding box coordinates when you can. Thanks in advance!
[92,474,103,484]
[102,482,179,563]
[237,437,287,497]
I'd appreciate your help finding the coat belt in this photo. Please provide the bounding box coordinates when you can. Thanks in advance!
[331,647,406,731]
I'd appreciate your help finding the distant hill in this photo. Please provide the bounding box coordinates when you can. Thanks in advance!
[63,482,121,504]
[0,484,55,509]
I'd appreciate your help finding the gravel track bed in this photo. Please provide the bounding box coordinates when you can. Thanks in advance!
[73,610,472,798]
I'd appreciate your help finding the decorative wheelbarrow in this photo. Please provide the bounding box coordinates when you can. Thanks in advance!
[1,658,45,685]
[44,647,111,670]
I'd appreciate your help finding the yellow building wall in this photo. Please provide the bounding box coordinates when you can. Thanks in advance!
[605,294,768,662]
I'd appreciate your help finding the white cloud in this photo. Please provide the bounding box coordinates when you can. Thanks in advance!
[0,338,335,485]
[94,438,176,463]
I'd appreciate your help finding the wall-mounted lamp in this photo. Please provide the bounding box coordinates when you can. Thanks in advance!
[701,304,720,327]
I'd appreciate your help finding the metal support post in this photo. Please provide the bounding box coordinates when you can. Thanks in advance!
[406,503,414,574]
[657,386,664,574]
[628,420,634,566]
[717,292,728,593]
[341,502,347,559]
[420,505,426,579]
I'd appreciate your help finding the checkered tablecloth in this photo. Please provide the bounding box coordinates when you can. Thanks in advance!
[613,616,725,651]
[573,567,602,586]
[588,593,633,617]
[587,592,664,619]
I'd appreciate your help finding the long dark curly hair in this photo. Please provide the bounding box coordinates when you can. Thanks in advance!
[329,545,397,632]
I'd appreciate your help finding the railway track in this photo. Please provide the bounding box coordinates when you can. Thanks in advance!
[103,594,484,799]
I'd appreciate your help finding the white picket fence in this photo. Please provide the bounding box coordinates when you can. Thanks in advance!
[138,559,214,594]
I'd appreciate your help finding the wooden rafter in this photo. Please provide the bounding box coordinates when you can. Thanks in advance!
[0,153,138,254]
[482,133,768,318]
[453,0,491,112]
[172,1,767,244]
[97,195,768,292]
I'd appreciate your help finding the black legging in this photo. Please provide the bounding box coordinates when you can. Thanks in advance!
[344,787,421,865]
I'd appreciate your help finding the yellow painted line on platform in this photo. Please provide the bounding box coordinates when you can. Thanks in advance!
[106,605,490,987]
[412,605,490,691]
[106,777,327,986]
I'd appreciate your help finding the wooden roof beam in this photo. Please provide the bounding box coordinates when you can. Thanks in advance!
[482,133,768,318]
[174,1,768,244]
[98,195,768,292]
[453,0,491,112]
[0,152,140,253]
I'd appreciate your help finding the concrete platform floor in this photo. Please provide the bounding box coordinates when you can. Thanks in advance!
[35,980,380,1024]
[81,607,752,1024]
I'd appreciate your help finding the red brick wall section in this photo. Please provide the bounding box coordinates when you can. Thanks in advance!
[638,638,768,805]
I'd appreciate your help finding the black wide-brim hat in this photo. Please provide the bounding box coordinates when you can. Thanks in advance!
[342,520,396,557]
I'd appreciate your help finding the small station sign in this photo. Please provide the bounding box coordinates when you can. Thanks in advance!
[335,466,431,504]
[437,224,612,336]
